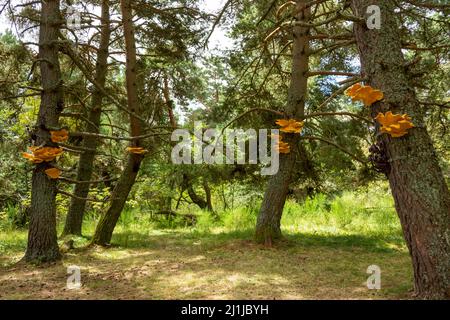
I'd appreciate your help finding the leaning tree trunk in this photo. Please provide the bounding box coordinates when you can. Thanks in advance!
[180,174,210,211]
[24,0,63,262]
[91,0,144,246]
[351,0,450,299]
[63,0,111,236]
[255,1,310,245]
[203,180,214,212]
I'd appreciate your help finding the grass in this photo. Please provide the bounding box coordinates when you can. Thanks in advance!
[0,183,414,299]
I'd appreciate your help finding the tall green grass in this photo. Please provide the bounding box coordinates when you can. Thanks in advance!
[281,186,399,237]
[1,182,404,256]
[192,183,401,240]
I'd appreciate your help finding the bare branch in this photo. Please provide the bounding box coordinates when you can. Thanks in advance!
[307,71,360,77]
[315,77,363,111]
[405,0,450,9]
[419,101,450,110]
[222,107,285,133]
[204,0,233,47]
[57,189,108,203]
[69,131,172,141]
[304,112,372,123]
[301,135,368,164]
[59,177,118,185]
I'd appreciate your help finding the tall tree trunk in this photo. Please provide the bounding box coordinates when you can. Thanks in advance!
[63,0,111,236]
[255,1,310,245]
[162,77,214,213]
[25,0,62,262]
[162,72,176,212]
[91,0,144,246]
[351,0,450,299]
[163,72,177,128]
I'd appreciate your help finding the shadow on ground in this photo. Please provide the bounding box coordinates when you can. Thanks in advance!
[0,228,413,300]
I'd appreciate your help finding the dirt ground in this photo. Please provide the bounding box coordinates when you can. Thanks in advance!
[0,230,414,300]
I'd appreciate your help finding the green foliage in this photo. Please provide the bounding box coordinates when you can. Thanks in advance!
[89,187,111,212]
[0,31,34,211]
[281,183,400,237]
[222,206,259,231]
[0,204,18,230]
[172,182,401,243]
[0,184,404,266]
[0,1,447,285]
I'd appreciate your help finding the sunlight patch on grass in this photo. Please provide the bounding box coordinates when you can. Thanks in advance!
[0,183,413,299]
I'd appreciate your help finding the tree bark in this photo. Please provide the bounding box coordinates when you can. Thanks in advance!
[162,72,177,213]
[203,180,214,212]
[163,72,177,128]
[91,0,144,246]
[181,174,213,211]
[255,0,310,245]
[351,0,450,299]
[25,0,62,263]
[63,0,111,236]
[91,155,142,245]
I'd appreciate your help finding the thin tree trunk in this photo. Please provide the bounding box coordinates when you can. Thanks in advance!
[63,0,111,236]
[91,155,142,245]
[255,1,310,245]
[91,0,144,246]
[162,78,214,213]
[187,185,208,210]
[181,174,210,211]
[203,180,214,212]
[163,72,177,128]
[162,72,176,213]
[351,0,450,299]
[25,0,62,263]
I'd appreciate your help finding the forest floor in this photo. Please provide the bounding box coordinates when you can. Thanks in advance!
[0,227,413,300]
[0,188,415,299]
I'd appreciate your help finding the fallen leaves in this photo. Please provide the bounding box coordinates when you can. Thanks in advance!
[50,129,69,143]
[375,111,414,138]
[44,168,61,179]
[126,147,148,155]
[345,83,384,106]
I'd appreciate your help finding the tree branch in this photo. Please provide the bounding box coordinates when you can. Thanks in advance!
[59,177,118,185]
[57,189,108,202]
[307,71,360,77]
[304,112,372,123]
[301,135,368,164]
[69,131,172,141]
[203,0,233,47]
